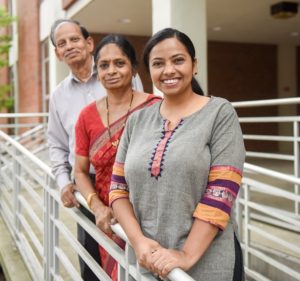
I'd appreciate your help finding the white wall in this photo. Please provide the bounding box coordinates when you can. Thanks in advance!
[152,0,207,95]
[40,0,65,42]
[40,0,69,95]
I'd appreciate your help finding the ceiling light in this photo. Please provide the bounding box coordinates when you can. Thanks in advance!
[117,18,131,24]
[290,31,299,36]
[271,1,298,19]
[212,26,222,32]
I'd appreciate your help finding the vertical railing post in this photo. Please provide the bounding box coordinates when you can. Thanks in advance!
[293,121,299,215]
[44,176,59,281]
[50,178,59,280]
[123,244,136,281]
[44,175,50,281]
[12,146,21,240]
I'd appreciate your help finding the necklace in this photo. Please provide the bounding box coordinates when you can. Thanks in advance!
[106,92,134,147]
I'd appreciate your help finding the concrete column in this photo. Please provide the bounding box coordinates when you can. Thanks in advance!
[277,45,297,153]
[40,0,68,95]
[152,0,207,95]
[278,45,297,108]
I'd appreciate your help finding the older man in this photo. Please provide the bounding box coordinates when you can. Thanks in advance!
[47,19,143,280]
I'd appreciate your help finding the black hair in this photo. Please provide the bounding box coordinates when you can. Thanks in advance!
[50,19,90,47]
[143,28,204,96]
[93,34,138,70]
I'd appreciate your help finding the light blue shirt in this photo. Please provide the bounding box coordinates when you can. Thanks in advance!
[47,64,143,190]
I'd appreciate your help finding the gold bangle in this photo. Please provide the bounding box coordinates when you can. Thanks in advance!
[87,192,97,209]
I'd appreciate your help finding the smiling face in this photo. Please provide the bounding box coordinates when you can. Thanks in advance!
[54,22,94,66]
[96,43,134,91]
[148,37,197,97]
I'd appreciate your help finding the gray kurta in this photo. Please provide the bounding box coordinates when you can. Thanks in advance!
[115,96,245,280]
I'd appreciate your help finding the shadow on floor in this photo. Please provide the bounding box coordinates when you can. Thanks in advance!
[0,266,6,281]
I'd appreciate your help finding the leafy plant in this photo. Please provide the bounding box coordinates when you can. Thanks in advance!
[0,5,15,111]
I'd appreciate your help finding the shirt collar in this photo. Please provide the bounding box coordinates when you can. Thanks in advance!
[70,58,97,83]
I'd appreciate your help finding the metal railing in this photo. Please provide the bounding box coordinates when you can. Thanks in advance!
[2,128,300,281]
[237,163,300,281]
[1,97,300,280]
[0,129,194,281]
[0,112,48,136]
[76,192,194,281]
[232,97,300,216]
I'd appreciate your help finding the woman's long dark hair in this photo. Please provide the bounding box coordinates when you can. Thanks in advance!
[143,28,204,96]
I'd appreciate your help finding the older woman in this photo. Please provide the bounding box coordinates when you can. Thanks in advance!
[110,28,245,281]
[74,34,160,280]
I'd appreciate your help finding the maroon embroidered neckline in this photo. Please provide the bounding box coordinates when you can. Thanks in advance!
[149,119,183,179]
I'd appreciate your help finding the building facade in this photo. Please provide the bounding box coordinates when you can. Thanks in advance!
[1,0,299,145]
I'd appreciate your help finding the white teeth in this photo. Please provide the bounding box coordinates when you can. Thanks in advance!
[163,79,178,84]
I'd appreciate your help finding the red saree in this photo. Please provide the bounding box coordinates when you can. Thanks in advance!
[75,94,160,280]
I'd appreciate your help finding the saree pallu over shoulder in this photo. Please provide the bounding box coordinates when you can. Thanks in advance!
[89,94,161,205]
[89,94,161,160]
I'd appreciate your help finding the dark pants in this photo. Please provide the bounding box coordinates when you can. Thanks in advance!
[77,204,101,280]
[75,173,101,280]
[233,232,245,281]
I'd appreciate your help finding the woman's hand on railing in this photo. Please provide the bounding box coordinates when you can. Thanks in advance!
[93,204,114,235]
[75,191,195,281]
[110,223,195,281]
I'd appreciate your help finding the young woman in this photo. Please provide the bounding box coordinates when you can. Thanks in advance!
[110,28,245,281]
[74,34,160,280]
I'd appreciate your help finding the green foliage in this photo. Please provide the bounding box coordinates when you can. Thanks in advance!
[0,84,13,109]
[0,5,15,111]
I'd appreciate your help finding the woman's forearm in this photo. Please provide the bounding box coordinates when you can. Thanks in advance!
[149,219,218,278]
[112,199,144,247]
[76,172,104,209]
[113,199,162,270]
[74,155,105,211]
[75,171,95,197]
[182,219,218,269]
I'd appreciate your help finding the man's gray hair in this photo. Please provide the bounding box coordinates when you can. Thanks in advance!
[50,19,90,47]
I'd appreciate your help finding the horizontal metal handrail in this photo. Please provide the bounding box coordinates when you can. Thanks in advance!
[243,134,300,142]
[239,116,300,123]
[243,177,300,202]
[0,123,45,129]
[247,224,300,255]
[0,113,48,118]
[239,198,300,228]
[14,124,46,141]
[0,130,53,177]
[232,97,300,108]
[244,162,300,185]
[247,247,300,280]
[75,192,195,281]
[246,151,294,161]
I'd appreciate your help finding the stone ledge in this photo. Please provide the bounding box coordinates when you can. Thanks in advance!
[0,216,32,281]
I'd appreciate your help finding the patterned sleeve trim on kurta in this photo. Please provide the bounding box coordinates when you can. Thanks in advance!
[109,161,129,206]
[193,165,242,230]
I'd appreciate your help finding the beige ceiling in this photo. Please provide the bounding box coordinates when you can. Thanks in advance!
[73,0,300,45]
